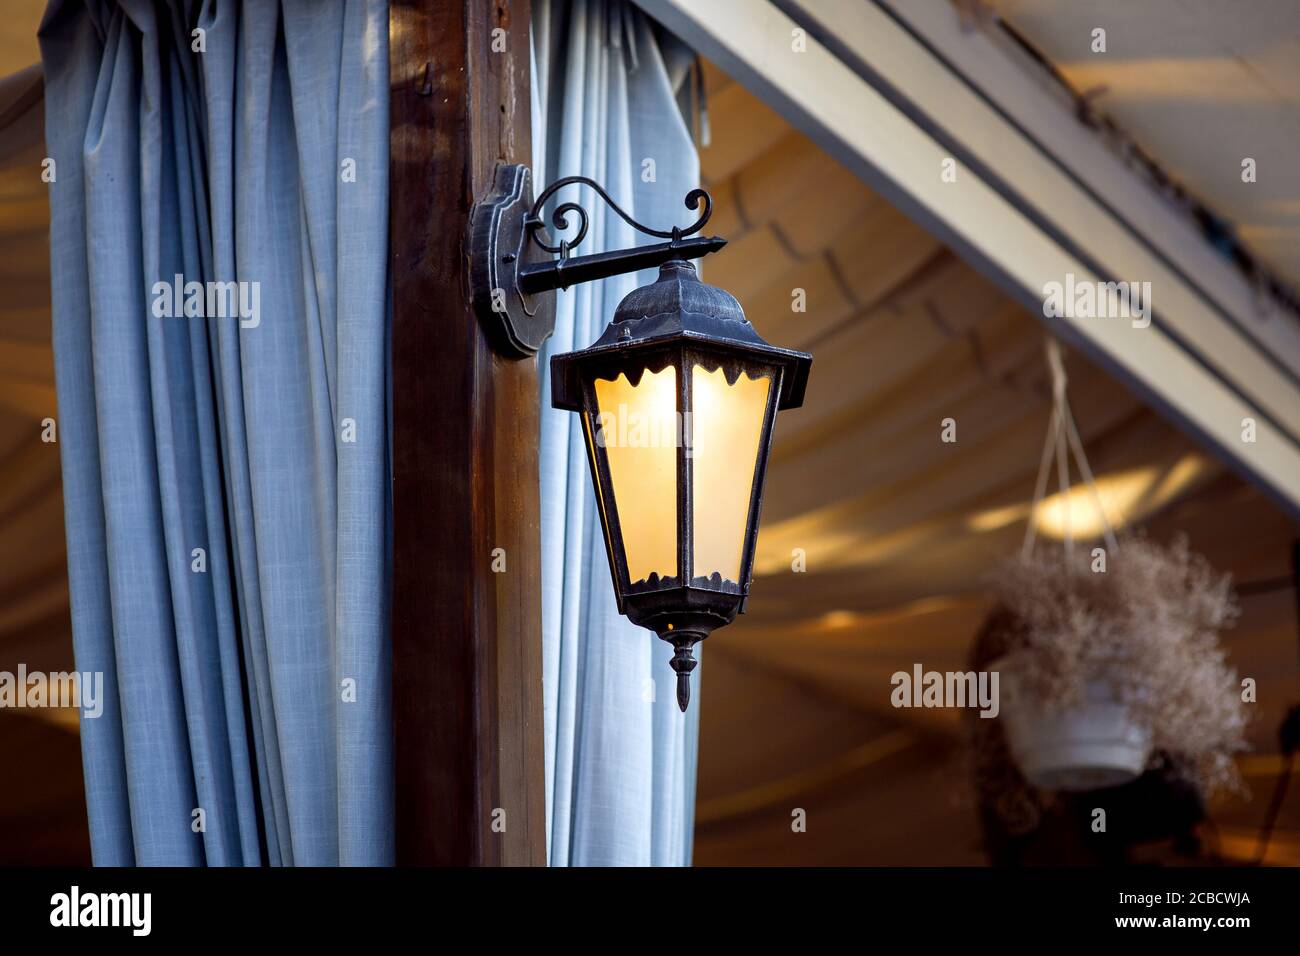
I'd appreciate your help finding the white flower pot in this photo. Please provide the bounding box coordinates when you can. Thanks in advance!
[994,658,1153,791]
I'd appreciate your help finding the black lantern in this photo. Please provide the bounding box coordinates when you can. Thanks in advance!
[469,167,811,711]
[552,260,810,710]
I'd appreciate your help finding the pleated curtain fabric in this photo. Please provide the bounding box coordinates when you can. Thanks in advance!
[39,0,392,865]
[532,0,702,866]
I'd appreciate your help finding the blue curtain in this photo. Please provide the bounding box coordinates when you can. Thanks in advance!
[39,0,392,865]
[533,0,701,866]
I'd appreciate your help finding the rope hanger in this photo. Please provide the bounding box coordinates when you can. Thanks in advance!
[1020,338,1120,563]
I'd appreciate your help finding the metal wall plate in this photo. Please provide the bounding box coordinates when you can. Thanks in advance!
[468,164,557,357]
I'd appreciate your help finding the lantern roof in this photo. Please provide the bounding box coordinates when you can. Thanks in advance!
[551,259,812,413]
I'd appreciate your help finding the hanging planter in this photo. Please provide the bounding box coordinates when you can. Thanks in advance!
[995,660,1154,791]
[986,341,1247,798]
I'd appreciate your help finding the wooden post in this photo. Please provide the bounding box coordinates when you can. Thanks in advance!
[389,0,546,866]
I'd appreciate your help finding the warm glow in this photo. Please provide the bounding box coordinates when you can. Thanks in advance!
[594,367,679,584]
[1033,454,1209,540]
[748,454,1217,577]
[963,454,1214,541]
[1031,467,1151,539]
[818,610,860,629]
[690,365,770,582]
[582,414,618,583]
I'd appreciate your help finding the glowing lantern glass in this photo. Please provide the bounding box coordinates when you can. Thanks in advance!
[551,259,811,710]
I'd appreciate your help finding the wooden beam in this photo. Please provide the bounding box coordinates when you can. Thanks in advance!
[389,0,545,866]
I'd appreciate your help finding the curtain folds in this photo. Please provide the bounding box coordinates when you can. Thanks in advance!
[533,0,702,867]
[39,0,392,865]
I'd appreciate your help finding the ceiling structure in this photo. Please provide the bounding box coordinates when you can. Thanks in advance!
[995,0,1300,293]
[693,55,1300,866]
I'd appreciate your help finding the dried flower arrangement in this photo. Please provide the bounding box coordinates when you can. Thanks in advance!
[990,534,1248,798]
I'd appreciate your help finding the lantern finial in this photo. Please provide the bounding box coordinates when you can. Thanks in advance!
[668,640,699,712]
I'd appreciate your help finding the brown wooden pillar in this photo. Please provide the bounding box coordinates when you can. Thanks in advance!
[389,0,546,866]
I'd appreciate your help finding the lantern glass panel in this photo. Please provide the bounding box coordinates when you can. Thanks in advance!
[689,363,772,583]
[580,412,618,580]
[593,365,679,584]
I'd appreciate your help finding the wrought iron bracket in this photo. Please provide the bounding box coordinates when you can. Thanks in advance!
[469,164,727,358]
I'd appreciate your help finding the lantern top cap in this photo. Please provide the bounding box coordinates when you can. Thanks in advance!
[550,259,812,412]
[610,258,742,327]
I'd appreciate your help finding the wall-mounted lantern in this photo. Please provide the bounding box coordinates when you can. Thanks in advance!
[471,165,812,711]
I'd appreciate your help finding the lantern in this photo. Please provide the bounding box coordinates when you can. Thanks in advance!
[551,259,812,710]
